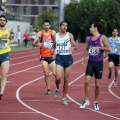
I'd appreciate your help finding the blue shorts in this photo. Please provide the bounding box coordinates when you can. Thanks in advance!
[40,56,55,64]
[55,54,73,68]
[0,52,10,65]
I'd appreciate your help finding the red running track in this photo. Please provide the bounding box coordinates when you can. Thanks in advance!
[0,43,120,120]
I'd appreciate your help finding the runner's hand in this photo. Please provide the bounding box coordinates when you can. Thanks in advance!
[81,58,85,66]
[50,48,55,54]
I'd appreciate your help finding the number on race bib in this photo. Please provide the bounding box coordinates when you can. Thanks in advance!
[110,47,117,53]
[89,47,100,56]
[44,40,53,48]
[57,43,68,53]
[0,40,7,49]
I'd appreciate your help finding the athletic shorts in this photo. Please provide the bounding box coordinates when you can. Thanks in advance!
[55,54,73,68]
[40,56,55,64]
[108,54,119,66]
[0,52,10,65]
[85,60,103,79]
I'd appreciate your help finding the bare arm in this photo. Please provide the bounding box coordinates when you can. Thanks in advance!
[9,36,14,44]
[50,30,56,54]
[99,35,111,51]
[70,33,77,50]
[32,31,41,47]
[82,42,89,61]
[51,30,56,49]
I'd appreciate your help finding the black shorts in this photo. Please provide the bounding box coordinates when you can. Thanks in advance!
[85,60,103,79]
[40,56,55,64]
[108,54,119,66]
[55,54,73,68]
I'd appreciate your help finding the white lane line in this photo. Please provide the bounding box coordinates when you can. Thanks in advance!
[7,65,41,76]
[67,94,120,120]
[11,53,38,60]
[8,52,84,76]
[10,58,38,66]
[108,70,120,100]
[0,112,39,114]
[67,58,120,120]
[15,58,84,120]
[11,49,39,56]
[16,73,59,120]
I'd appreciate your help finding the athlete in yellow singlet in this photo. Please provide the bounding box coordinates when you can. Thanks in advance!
[0,15,14,100]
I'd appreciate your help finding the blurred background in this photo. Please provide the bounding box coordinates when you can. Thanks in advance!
[0,0,120,43]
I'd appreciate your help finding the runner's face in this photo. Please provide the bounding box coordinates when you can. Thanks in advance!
[112,29,118,37]
[89,24,95,34]
[60,22,67,33]
[0,17,6,27]
[43,22,50,32]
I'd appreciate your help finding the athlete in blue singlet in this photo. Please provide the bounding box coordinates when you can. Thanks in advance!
[108,28,120,86]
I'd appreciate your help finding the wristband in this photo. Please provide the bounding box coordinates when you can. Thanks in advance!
[82,58,85,61]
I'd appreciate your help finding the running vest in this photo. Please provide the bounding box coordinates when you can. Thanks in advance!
[56,32,71,55]
[40,30,54,57]
[108,37,120,55]
[88,35,104,61]
[0,27,11,54]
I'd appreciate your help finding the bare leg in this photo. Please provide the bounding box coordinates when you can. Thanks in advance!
[94,79,101,102]
[55,65,63,89]
[41,60,50,90]
[114,66,119,80]
[85,75,91,100]
[63,67,71,100]
[0,61,9,95]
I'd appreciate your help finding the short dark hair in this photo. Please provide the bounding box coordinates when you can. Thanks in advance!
[60,21,68,26]
[0,15,7,22]
[112,28,118,32]
[93,22,102,33]
[43,19,50,24]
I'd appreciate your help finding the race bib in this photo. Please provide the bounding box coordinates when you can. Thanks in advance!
[56,43,68,53]
[44,40,53,48]
[110,47,117,53]
[89,47,100,56]
[0,40,7,49]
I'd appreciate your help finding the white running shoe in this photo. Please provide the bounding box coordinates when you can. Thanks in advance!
[94,102,99,111]
[80,100,90,108]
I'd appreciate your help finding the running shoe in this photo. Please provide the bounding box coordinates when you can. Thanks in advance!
[45,90,51,95]
[108,72,111,79]
[80,100,90,108]
[113,80,117,86]
[62,99,68,105]
[94,102,99,111]
[54,90,59,97]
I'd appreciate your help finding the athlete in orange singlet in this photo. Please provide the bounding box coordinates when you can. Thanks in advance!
[32,19,56,95]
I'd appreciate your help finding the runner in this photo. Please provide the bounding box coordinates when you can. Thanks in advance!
[108,28,120,86]
[51,21,77,105]
[32,19,56,95]
[80,22,110,110]
[0,15,14,100]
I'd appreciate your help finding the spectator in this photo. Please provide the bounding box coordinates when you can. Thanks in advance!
[23,31,29,47]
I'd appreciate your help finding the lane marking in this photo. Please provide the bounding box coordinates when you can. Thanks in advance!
[108,70,120,100]
[67,58,120,120]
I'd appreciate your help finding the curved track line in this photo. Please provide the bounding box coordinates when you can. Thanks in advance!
[108,70,120,100]
[16,73,59,120]
[67,94,120,120]
[15,59,83,120]
[67,58,120,120]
